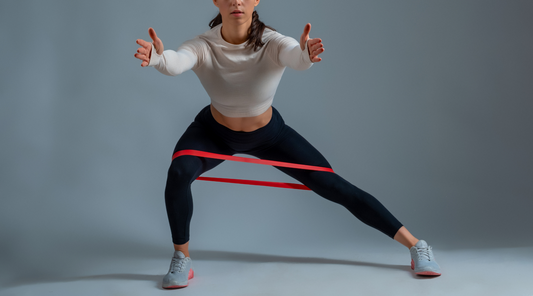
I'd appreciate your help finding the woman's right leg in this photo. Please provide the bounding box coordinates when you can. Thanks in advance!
[162,117,237,289]
[164,121,234,254]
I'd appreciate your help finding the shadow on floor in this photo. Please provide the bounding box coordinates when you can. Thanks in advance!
[193,249,408,270]
[4,249,419,289]
[4,273,166,291]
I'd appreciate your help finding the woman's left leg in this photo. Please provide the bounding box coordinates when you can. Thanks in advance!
[250,125,405,241]
[249,121,440,275]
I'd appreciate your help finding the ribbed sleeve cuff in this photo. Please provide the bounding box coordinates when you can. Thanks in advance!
[303,40,313,65]
[148,44,161,67]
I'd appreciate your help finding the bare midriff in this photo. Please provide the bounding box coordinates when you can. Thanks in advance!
[210,105,273,132]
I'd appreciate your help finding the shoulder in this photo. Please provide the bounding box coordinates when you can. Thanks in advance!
[198,24,222,41]
[175,28,219,69]
[263,28,298,47]
[178,27,214,50]
[180,25,228,51]
[262,28,285,43]
[262,29,299,56]
[177,28,218,62]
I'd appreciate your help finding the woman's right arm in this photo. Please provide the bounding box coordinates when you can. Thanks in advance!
[134,27,197,76]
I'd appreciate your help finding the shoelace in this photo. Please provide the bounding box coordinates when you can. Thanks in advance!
[170,257,187,273]
[416,246,433,261]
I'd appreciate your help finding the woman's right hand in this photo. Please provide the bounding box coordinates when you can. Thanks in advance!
[135,27,164,67]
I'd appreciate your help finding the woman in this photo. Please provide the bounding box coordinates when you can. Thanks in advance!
[134,0,441,289]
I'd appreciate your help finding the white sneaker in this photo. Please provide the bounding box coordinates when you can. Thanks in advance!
[410,240,441,276]
[162,251,194,289]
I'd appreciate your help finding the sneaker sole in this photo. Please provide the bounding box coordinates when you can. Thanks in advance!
[411,259,441,276]
[163,269,195,289]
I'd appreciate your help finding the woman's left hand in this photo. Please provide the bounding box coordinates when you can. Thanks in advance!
[300,23,324,63]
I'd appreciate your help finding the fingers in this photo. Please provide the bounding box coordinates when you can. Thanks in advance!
[300,23,324,62]
[308,38,324,63]
[136,47,149,55]
[148,27,164,55]
[134,52,149,66]
[148,27,158,42]
[134,53,148,60]
[300,23,311,50]
[136,38,151,49]
[308,38,323,52]
[134,38,152,67]
[134,43,151,66]
[134,28,159,67]
[303,23,311,37]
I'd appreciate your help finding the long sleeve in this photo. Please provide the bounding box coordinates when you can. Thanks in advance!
[277,36,313,71]
[148,44,197,76]
[147,25,314,117]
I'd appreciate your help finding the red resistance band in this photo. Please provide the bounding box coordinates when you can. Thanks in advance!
[172,149,335,190]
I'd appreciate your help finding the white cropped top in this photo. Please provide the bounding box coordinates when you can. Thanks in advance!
[148,24,313,117]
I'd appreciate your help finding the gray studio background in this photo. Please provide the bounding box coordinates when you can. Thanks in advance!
[1,0,532,288]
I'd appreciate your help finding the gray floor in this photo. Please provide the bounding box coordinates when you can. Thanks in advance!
[2,243,532,296]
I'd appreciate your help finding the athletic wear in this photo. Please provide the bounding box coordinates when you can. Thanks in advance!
[148,24,313,117]
[150,25,405,259]
[162,251,194,289]
[165,105,404,245]
[410,240,441,276]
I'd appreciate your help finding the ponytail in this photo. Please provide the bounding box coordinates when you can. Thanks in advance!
[209,10,275,51]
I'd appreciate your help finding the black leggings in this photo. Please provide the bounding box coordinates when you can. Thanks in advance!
[165,105,403,245]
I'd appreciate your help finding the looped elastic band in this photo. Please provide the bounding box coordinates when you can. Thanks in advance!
[172,149,335,190]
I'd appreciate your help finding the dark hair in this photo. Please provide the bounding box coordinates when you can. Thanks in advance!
[209,11,275,51]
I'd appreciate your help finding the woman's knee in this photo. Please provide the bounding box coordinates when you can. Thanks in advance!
[311,174,368,205]
[167,156,203,183]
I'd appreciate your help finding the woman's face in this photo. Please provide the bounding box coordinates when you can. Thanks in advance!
[213,0,260,24]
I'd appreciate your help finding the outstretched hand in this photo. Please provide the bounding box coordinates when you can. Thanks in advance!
[135,27,164,67]
[300,23,324,63]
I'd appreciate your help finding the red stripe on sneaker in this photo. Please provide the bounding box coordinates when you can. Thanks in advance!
[416,271,441,276]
